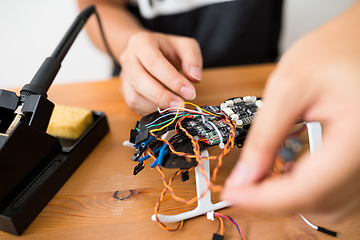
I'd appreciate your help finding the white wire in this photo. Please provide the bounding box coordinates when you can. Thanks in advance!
[146,108,211,128]
[299,214,318,230]
[157,107,216,115]
[299,214,346,238]
[145,112,178,127]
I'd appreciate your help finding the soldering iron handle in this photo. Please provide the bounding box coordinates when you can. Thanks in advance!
[20,57,61,99]
[20,6,96,100]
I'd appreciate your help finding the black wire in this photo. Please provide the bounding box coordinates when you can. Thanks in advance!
[317,227,337,237]
[94,10,119,66]
[168,132,188,142]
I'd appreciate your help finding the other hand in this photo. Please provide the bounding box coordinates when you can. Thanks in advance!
[222,2,360,222]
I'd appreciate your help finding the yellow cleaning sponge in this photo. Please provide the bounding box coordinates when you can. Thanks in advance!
[46,104,93,140]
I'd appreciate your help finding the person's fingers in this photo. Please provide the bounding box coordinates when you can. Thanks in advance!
[168,36,203,82]
[225,72,312,188]
[120,55,185,112]
[129,32,197,101]
[156,36,182,71]
[222,120,360,215]
[120,75,159,115]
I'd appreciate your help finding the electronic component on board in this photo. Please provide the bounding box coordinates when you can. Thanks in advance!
[220,96,262,128]
[191,119,238,148]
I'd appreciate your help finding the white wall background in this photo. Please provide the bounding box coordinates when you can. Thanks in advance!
[280,0,358,51]
[0,0,112,90]
[0,0,358,89]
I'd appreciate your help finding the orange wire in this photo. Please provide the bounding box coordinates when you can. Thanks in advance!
[155,115,237,204]
[148,151,184,231]
[217,217,224,236]
[149,112,237,232]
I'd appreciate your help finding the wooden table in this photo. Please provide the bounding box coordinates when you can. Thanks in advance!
[1,64,360,239]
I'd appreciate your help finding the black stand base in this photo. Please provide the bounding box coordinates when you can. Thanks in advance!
[0,111,109,235]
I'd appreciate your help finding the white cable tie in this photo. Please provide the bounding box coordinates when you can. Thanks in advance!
[207,121,224,149]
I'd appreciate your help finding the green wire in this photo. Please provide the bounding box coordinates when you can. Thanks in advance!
[147,114,193,129]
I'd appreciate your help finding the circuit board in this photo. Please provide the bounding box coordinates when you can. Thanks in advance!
[129,96,262,175]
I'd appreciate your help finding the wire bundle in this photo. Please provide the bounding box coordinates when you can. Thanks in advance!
[128,102,239,231]
[130,100,347,239]
[128,98,255,237]
[143,104,237,231]
[213,213,246,240]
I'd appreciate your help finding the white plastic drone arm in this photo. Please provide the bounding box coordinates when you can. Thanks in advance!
[151,150,231,222]
[151,121,322,223]
[305,122,322,155]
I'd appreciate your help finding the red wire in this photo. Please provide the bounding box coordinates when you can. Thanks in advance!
[214,213,246,240]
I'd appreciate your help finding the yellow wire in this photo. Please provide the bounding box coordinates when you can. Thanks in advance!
[149,102,222,133]
[149,102,186,133]
[183,102,223,117]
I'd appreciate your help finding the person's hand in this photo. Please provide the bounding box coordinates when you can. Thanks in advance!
[222,2,360,222]
[119,31,202,115]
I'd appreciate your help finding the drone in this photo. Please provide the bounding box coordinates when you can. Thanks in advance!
[125,96,337,238]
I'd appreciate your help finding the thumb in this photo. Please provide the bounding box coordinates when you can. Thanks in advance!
[226,146,274,188]
[225,73,309,189]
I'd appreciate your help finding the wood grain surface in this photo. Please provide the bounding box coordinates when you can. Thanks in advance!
[1,64,360,240]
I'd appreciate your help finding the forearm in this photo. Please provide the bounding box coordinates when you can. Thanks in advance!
[338,0,360,30]
[78,0,146,59]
